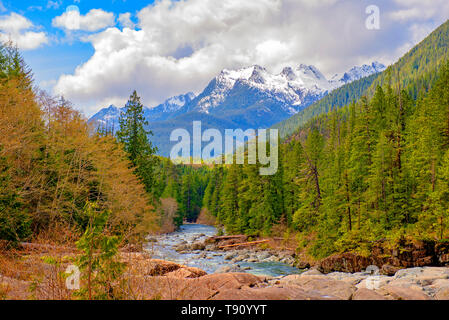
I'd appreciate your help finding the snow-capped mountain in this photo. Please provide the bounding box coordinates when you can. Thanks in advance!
[144,92,196,122]
[331,62,386,87]
[184,62,384,118]
[151,92,196,114]
[89,92,196,130]
[89,104,121,128]
[189,64,333,116]
[90,61,386,156]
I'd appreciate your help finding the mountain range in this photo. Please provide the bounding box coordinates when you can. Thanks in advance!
[90,61,386,156]
[273,19,449,139]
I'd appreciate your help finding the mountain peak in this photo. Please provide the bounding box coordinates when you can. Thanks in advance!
[331,61,386,85]
[90,60,387,152]
[281,67,296,81]
[295,64,327,81]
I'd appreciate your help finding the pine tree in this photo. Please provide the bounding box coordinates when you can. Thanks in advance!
[117,91,158,195]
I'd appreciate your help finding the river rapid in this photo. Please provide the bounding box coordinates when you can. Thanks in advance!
[144,224,302,277]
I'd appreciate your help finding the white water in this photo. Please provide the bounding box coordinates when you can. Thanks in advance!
[144,224,302,277]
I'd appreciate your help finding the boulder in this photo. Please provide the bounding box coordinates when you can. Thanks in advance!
[380,284,431,300]
[356,276,391,290]
[352,288,388,300]
[131,272,262,300]
[231,254,248,263]
[198,273,262,291]
[126,258,206,278]
[393,267,449,286]
[215,265,242,274]
[319,253,371,274]
[301,269,323,276]
[380,264,403,276]
[175,244,189,252]
[165,267,207,279]
[224,252,238,261]
[326,272,366,286]
[191,242,206,251]
[212,286,336,300]
[280,276,356,300]
[435,287,449,300]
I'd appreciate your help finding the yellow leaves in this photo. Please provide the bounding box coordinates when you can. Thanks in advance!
[0,77,158,244]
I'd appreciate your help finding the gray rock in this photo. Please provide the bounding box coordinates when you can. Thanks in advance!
[215,265,243,274]
[175,244,188,252]
[301,269,323,276]
[393,267,449,285]
[191,242,206,251]
[224,252,238,261]
[257,252,271,260]
[232,254,249,263]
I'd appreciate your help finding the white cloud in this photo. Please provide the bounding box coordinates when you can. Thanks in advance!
[47,1,62,10]
[118,12,135,29]
[0,1,6,13]
[52,0,449,116]
[0,12,48,50]
[52,8,115,32]
[0,12,32,33]
[390,0,449,22]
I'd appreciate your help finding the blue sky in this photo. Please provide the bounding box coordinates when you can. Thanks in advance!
[1,0,448,117]
[2,0,154,89]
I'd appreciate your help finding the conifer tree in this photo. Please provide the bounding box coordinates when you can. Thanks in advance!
[117,91,158,195]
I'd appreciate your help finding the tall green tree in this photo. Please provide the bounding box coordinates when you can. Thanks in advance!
[117,90,158,195]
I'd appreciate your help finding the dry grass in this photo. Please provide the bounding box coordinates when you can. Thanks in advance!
[0,243,75,300]
[0,242,212,300]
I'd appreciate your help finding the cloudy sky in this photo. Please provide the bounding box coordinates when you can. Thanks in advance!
[1,0,449,116]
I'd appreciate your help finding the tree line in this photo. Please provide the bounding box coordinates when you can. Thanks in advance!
[201,62,449,258]
[0,44,159,245]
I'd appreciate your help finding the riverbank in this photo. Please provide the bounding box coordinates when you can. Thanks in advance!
[1,241,449,300]
[147,224,301,277]
[122,253,449,300]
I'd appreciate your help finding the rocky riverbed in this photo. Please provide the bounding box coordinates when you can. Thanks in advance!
[138,224,449,300]
[121,253,449,300]
[146,224,300,277]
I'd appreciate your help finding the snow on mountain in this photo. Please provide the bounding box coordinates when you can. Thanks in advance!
[330,61,386,87]
[89,92,196,128]
[151,92,196,113]
[89,104,121,127]
[90,61,385,137]
[192,63,343,116]
[193,66,257,113]
[89,60,387,156]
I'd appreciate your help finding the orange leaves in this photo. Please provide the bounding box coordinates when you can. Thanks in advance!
[0,79,158,244]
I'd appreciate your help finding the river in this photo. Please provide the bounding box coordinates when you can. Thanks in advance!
[144,224,302,277]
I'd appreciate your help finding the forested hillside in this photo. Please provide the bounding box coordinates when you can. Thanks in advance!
[202,60,449,258]
[274,19,449,139]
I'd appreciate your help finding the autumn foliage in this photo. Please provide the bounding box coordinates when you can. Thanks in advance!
[0,44,157,244]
